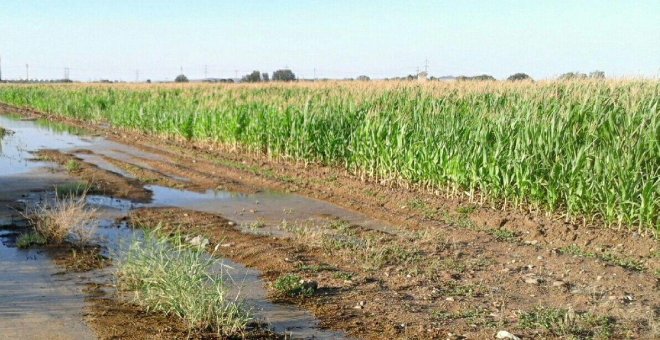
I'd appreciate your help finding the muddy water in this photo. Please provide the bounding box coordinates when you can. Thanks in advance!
[93,212,345,338]
[1,113,359,338]
[0,229,95,339]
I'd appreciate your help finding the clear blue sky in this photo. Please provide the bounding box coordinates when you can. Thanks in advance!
[1,0,658,81]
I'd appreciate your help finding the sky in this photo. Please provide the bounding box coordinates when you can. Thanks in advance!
[0,0,658,81]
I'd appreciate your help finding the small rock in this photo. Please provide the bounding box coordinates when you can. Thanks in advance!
[596,275,602,281]
[227,221,236,226]
[524,277,540,285]
[445,297,455,302]
[220,243,233,248]
[552,280,566,287]
[189,235,209,248]
[496,330,521,340]
[537,256,543,260]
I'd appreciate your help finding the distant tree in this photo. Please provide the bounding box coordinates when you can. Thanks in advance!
[261,73,269,82]
[146,79,152,83]
[589,70,605,79]
[356,75,370,81]
[507,73,532,81]
[242,70,262,82]
[559,72,586,80]
[272,69,296,82]
[456,74,496,81]
[175,74,189,83]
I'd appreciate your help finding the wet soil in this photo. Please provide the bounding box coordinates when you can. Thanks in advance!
[1,103,659,339]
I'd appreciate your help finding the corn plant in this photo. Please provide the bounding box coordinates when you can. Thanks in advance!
[1,80,657,233]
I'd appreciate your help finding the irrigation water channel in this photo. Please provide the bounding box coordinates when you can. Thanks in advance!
[0,113,397,339]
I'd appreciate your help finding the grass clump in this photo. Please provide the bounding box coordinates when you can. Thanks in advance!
[23,194,97,246]
[274,274,316,297]
[519,307,616,338]
[54,182,92,197]
[65,159,81,172]
[116,229,250,336]
[488,228,520,242]
[16,231,47,248]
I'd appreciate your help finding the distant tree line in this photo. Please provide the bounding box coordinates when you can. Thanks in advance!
[0,79,73,84]
[239,69,296,82]
[559,71,605,80]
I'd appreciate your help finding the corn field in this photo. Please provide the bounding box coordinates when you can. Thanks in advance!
[0,81,658,232]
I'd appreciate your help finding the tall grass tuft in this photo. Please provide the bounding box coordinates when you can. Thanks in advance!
[116,228,250,336]
[23,193,97,246]
[1,81,658,233]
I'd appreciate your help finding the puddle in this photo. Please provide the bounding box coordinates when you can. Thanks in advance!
[0,229,95,339]
[0,114,97,176]
[82,205,346,339]
[1,112,354,339]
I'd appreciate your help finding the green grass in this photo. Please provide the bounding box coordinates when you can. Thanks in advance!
[519,307,616,338]
[54,182,91,197]
[0,81,657,233]
[16,231,47,248]
[116,228,250,336]
[273,274,316,297]
[488,228,520,242]
[65,159,81,172]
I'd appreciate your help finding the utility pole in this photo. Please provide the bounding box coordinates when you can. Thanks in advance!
[25,64,29,81]
[313,68,316,81]
[180,66,183,75]
[204,65,208,79]
[234,69,238,79]
[424,59,429,73]
[135,69,139,82]
[64,67,70,81]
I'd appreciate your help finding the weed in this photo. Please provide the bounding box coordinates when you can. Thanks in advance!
[519,306,616,338]
[488,228,519,242]
[247,220,266,230]
[321,234,365,251]
[437,281,484,298]
[54,182,91,197]
[408,198,437,219]
[367,244,421,269]
[116,228,250,335]
[65,159,81,172]
[297,263,336,273]
[274,274,315,297]
[333,272,353,281]
[456,205,477,215]
[23,194,97,246]
[16,231,47,248]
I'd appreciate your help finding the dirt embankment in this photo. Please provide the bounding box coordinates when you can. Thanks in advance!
[2,103,659,339]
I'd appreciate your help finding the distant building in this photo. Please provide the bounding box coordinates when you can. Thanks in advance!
[417,71,428,81]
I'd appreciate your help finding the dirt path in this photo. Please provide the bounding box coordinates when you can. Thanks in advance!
[1,103,659,339]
